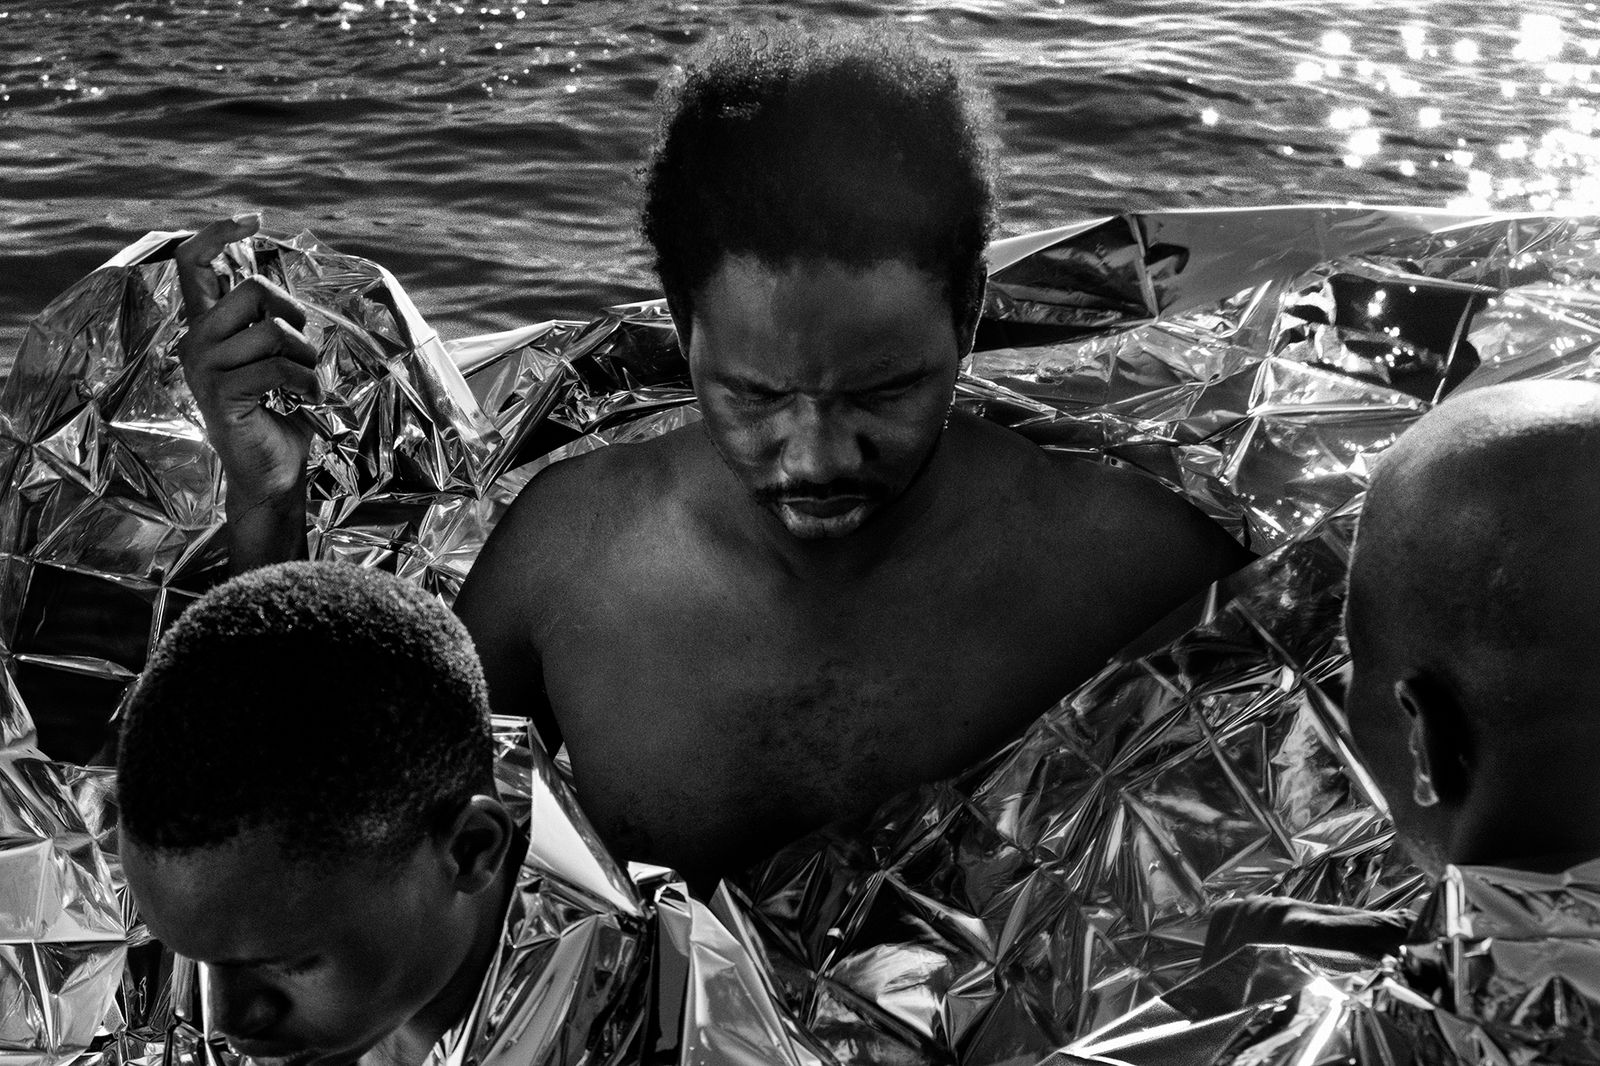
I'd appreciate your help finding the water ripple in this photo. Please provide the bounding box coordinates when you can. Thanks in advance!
[4,0,1599,370]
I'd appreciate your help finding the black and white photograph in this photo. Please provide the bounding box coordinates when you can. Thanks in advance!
[2,2,1598,1064]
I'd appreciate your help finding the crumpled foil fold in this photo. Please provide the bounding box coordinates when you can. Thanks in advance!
[5,206,1600,1064]
[1039,859,1600,1066]
[0,729,126,1066]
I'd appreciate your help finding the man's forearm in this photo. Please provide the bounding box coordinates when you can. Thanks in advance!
[225,478,309,573]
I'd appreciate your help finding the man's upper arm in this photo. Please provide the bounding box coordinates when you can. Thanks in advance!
[455,466,574,756]
[1155,477,1256,584]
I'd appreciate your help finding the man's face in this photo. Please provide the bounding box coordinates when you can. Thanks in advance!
[122,828,469,1066]
[686,256,964,539]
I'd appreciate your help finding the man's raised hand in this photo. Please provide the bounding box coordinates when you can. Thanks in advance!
[174,214,320,513]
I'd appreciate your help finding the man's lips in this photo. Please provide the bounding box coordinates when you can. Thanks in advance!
[225,1039,316,1065]
[227,1041,298,1058]
[777,496,868,518]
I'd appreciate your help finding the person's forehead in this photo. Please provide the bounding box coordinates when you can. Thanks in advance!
[702,254,941,320]
[691,255,953,376]
[122,830,407,963]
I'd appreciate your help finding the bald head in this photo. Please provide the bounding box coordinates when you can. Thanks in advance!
[1351,380,1600,688]
[1345,380,1600,871]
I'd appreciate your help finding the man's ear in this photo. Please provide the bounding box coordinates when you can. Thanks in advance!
[956,273,988,360]
[1395,673,1472,806]
[442,795,515,896]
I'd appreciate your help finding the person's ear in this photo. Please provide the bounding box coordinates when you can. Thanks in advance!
[441,795,515,896]
[956,272,988,360]
[1394,674,1471,807]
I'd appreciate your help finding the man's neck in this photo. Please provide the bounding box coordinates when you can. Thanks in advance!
[1451,790,1600,875]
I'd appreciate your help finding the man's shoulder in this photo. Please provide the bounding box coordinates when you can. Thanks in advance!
[952,414,1186,519]
[493,429,694,541]
[949,413,1251,577]
[462,430,693,603]
[458,430,700,638]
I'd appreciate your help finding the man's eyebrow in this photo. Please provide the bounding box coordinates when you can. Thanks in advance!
[716,365,932,393]
[718,371,782,391]
[851,367,931,391]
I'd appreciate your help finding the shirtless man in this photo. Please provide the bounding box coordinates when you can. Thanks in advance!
[174,28,1249,886]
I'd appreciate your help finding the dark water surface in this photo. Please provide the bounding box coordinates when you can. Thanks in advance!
[3,0,1597,375]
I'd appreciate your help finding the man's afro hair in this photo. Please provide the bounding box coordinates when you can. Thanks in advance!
[117,561,494,864]
[641,24,998,337]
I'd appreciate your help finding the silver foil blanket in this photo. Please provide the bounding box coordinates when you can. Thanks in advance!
[4,207,1600,1064]
[0,742,127,1066]
[725,501,1425,1065]
[718,208,1600,1064]
[1041,860,1600,1066]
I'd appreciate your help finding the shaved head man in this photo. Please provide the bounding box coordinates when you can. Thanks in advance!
[1086,380,1600,1065]
[1344,379,1600,874]
[1204,379,1600,965]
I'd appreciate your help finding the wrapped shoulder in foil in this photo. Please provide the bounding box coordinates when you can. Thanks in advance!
[5,207,1600,1064]
[1040,859,1600,1066]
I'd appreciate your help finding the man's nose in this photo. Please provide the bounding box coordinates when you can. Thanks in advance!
[204,965,290,1042]
[779,398,865,484]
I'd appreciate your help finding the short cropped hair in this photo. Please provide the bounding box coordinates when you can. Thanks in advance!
[118,562,494,864]
[641,25,998,337]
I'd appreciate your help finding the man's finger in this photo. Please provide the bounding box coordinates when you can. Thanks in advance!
[188,276,309,348]
[174,213,262,318]
[266,316,320,376]
[211,353,325,411]
[185,313,320,377]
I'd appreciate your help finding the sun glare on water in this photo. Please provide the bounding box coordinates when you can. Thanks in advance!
[1248,8,1600,213]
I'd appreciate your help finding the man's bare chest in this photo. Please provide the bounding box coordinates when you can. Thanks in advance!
[534,563,1089,876]
[547,590,986,736]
